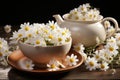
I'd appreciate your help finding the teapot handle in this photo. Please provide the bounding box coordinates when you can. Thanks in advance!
[101,17,119,38]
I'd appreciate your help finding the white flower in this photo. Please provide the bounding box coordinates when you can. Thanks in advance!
[104,21,111,28]
[10,29,25,41]
[58,28,71,38]
[73,43,85,53]
[85,10,95,20]
[0,38,10,58]
[85,9,102,21]
[31,36,46,47]
[0,38,8,49]
[107,26,115,35]
[33,23,46,35]
[85,57,98,71]
[69,9,81,21]
[115,33,120,46]
[25,30,34,39]
[66,3,102,21]
[94,50,102,61]
[98,62,109,71]
[65,54,79,66]
[79,14,87,21]
[105,43,118,57]
[4,25,12,33]
[47,59,60,71]
[98,49,113,63]
[98,49,108,58]
[105,37,118,57]
[78,3,89,12]
[20,22,31,31]
[46,20,59,30]
[0,50,9,57]
[106,37,116,45]
[11,21,71,47]
[0,49,6,58]
[81,53,87,61]
[73,43,87,61]
[18,58,34,70]
[92,8,102,20]
[70,8,79,15]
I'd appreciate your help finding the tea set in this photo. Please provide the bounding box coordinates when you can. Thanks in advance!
[7,3,119,73]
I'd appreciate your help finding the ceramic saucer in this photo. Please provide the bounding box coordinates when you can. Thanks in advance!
[7,49,83,74]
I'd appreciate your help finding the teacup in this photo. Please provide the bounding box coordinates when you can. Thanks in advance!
[18,38,72,67]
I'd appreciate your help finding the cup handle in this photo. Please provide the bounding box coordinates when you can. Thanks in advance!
[101,17,119,38]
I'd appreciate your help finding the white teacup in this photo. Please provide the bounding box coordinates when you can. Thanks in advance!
[18,38,72,66]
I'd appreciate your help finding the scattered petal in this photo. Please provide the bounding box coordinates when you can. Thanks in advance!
[47,59,60,71]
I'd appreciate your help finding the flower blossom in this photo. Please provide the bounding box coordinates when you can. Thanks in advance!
[85,57,98,71]
[18,58,34,70]
[10,21,71,47]
[65,54,79,66]
[47,59,60,71]
[66,3,103,21]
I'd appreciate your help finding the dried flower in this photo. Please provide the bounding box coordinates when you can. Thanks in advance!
[110,69,116,74]
[4,25,12,33]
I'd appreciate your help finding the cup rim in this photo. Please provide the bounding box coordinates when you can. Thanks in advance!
[18,37,72,48]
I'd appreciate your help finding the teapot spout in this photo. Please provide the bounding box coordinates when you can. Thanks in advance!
[53,14,64,25]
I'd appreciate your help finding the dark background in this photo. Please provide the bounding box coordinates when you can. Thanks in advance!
[0,0,120,27]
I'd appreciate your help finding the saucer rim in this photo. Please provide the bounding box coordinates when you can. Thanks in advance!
[7,50,84,73]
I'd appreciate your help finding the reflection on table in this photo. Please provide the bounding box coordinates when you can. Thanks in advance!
[8,68,70,80]
[8,65,120,80]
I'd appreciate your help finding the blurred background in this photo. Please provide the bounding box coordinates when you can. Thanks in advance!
[0,0,119,27]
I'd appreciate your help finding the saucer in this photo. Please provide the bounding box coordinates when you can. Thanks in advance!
[7,49,83,74]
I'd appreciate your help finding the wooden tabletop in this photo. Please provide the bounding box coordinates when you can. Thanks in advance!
[0,65,120,80]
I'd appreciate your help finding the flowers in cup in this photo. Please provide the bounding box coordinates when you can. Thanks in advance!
[10,21,71,47]
[65,3,103,21]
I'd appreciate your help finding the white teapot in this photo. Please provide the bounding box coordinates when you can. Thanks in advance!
[53,14,119,47]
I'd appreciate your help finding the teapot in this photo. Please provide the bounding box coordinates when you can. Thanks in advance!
[53,14,119,47]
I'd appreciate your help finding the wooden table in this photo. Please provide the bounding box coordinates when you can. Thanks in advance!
[0,27,120,80]
[0,65,120,80]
